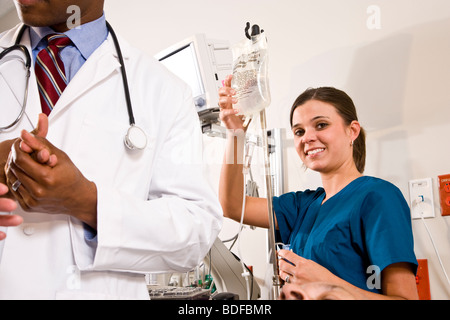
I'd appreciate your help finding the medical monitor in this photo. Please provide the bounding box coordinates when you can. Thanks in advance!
[155,34,232,130]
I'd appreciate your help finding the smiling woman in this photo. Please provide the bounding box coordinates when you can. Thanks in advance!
[290,87,366,175]
[218,80,419,300]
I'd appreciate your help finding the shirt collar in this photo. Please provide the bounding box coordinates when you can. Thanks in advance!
[30,13,108,60]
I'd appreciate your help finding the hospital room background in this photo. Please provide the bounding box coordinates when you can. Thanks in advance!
[0,0,449,299]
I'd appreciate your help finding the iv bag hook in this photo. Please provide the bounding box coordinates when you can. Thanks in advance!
[245,22,264,39]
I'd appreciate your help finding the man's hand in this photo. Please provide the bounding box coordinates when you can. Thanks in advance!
[1,114,56,195]
[20,113,58,167]
[5,129,97,229]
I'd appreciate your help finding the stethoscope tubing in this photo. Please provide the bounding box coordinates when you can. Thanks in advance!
[0,43,31,132]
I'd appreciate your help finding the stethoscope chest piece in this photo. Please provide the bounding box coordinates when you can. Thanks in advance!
[124,125,147,150]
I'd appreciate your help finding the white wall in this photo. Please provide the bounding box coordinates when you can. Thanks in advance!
[1,0,449,299]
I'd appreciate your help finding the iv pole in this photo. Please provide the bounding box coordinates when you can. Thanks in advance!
[242,22,280,299]
[260,109,281,299]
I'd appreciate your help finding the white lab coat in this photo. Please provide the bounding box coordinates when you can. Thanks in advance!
[0,24,222,299]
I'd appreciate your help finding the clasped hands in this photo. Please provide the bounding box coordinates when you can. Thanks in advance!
[3,114,98,229]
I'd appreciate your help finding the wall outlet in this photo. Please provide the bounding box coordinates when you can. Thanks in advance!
[409,178,435,219]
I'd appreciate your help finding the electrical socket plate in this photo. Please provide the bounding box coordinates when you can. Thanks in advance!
[409,178,435,219]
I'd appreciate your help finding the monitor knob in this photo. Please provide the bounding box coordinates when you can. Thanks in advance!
[195,97,206,107]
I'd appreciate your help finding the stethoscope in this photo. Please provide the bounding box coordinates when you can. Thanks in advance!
[0,22,147,151]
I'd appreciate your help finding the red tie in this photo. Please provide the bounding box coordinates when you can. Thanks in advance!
[35,34,72,115]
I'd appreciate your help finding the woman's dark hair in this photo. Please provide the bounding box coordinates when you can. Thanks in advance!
[289,87,366,173]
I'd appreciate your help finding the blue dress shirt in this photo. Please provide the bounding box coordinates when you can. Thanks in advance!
[30,13,108,82]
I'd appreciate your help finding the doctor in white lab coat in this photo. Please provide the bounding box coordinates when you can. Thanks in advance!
[0,0,222,299]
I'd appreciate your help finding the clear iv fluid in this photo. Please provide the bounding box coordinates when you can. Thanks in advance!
[231,34,271,117]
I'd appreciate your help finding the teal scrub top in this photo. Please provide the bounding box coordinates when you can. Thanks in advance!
[273,176,417,294]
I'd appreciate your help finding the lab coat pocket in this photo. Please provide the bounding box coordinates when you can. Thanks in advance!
[76,117,156,195]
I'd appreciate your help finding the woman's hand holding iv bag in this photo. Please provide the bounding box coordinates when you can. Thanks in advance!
[218,75,247,131]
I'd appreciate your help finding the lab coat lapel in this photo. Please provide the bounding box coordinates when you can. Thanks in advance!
[49,35,122,120]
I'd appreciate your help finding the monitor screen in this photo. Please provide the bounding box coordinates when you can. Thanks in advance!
[159,43,205,100]
[155,34,232,124]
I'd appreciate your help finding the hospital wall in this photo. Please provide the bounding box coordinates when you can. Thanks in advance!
[1,0,449,299]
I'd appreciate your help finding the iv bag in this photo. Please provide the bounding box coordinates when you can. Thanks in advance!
[231,32,271,117]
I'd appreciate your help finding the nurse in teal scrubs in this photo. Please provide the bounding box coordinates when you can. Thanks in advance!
[218,77,418,300]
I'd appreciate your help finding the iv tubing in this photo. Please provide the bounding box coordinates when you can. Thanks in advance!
[237,170,251,300]
[237,134,258,300]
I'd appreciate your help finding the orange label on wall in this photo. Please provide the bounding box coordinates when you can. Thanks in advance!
[438,174,450,216]
[416,259,431,300]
